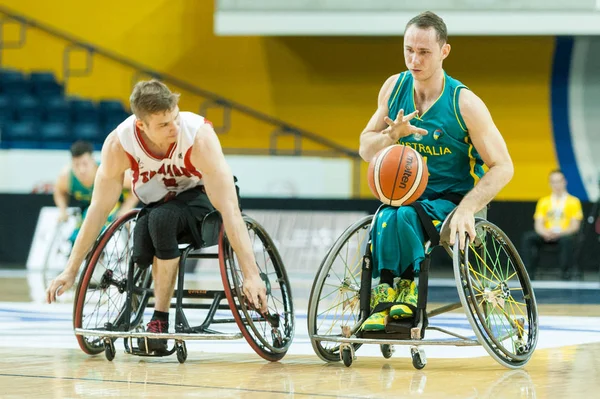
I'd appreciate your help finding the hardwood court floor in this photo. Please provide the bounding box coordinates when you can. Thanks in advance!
[1,272,599,398]
[0,344,598,398]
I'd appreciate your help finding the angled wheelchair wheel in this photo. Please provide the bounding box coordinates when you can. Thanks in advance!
[307,215,372,362]
[220,215,294,362]
[73,210,152,355]
[453,219,538,369]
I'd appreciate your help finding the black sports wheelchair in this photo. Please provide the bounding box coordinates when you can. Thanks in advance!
[307,204,538,369]
[72,209,294,364]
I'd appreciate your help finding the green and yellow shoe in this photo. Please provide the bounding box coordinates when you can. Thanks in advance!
[390,279,418,319]
[362,283,397,331]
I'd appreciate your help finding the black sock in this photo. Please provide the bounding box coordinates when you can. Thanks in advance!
[152,310,169,322]
[400,266,415,281]
[380,269,395,286]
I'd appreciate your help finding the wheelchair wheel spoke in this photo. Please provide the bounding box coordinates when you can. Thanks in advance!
[457,220,538,367]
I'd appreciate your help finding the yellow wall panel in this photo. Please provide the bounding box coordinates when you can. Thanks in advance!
[0,1,558,199]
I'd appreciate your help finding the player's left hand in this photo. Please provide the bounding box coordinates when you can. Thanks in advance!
[448,207,476,251]
[242,273,268,314]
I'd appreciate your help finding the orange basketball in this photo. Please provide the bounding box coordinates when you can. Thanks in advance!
[367,144,428,206]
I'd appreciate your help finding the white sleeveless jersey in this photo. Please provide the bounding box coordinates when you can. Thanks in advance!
[116,112,209,204]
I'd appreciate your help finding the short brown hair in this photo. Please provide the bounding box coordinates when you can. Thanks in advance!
[70,140,94,158]
[129,79,180,121]
[405,11,448,44]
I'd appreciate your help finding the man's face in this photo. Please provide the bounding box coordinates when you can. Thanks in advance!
[71,153,96,181]
[139,107,180,145]
[403,25,450,82]
[549,172,567,194]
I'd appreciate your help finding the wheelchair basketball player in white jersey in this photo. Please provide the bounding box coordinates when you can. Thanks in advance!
[46,80,268,353]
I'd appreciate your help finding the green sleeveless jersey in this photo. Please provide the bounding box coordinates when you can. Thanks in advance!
[387,71,485,200]
[69,169,93,205]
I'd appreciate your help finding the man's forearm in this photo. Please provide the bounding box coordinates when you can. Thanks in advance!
[66,205,111,272]
[53,191,68,212]
[222,209,259,278]
[359,130,395,161]
[458,164,513,214]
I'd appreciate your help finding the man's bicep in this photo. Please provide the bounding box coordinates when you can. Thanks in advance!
[92,133,129,210]
[192,128,237,212]
[91,165,125,210]
[460,91,511,168]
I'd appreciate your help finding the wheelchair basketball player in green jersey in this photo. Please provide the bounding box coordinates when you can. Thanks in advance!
[358,11,515,331]
[53,141,139,246]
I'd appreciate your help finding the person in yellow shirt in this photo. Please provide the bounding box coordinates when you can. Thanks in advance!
[522,169,583,280]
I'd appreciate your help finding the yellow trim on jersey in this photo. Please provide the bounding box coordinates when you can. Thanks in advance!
[414,73,446,120]
[464,136,480,186]
[389,72,408,110]
[453,85,468,132]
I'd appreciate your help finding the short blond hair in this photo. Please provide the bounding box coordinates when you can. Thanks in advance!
[130,79,180,121]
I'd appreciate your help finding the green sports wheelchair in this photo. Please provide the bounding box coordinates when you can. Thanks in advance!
[308,205,538,369]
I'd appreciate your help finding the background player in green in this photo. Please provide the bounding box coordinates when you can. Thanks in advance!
[53,140,139,245]
[358,11,514,331]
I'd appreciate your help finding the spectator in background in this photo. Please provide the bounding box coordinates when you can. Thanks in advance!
[522,169,583,280]
[53,140,138,245]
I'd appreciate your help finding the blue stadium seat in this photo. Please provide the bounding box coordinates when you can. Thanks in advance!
[30,71,64,98]
[40,121,71,145]
[0,95,13,125]
[0,69,30,96]
[1,121,38,149]
[99,99,130,131]
[69,97,99,124]
[43,96,70,123]
[14,95,42,123]
[72,122,101,143]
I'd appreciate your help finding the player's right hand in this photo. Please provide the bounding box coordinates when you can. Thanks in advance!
[383,109,429,141]
[46,269,77,304]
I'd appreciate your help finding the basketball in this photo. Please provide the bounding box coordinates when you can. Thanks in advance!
[367,144,428,206]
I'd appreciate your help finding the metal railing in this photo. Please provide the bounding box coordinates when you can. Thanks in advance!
[0,5,362,196]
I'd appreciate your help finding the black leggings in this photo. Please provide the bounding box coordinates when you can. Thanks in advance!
[132,187,215,267]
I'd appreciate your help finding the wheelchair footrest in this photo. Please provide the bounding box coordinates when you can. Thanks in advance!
[360,318,424,340]
[127,347,176,357]
[385,318,414,334]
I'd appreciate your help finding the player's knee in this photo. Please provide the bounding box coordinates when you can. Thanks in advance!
[396,206,418,225]
[147,207,185,255]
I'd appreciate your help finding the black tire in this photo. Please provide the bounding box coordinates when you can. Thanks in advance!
[104,339,115,361]
[307,215,372,362]
[176,341,187,364]
[341,347,353,367]
[411,348,426,370]
[381,344,393,359]
[73,210,152,355]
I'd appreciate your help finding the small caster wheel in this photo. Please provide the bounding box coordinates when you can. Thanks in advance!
[410,346,426,370]
[341,347,353,367]
[104,339,115,361]
[380,344,394,359]
[176,341,187,364]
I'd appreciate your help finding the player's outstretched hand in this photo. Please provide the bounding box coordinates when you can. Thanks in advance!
[383,109,429,142]
[46,269,77,303]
